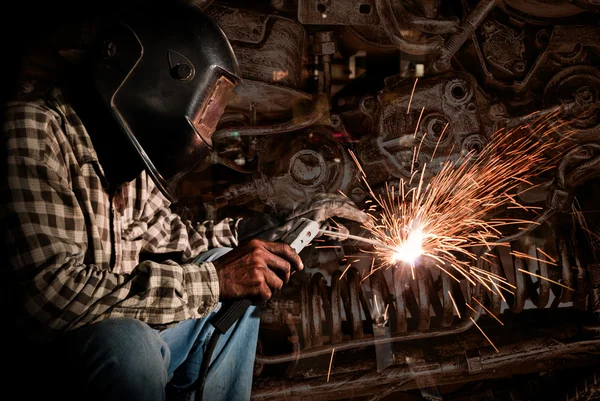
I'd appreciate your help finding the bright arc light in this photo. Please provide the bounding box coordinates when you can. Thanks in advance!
[391,229,424,264]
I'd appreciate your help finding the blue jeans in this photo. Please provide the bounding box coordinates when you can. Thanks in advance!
[36,248,260,401]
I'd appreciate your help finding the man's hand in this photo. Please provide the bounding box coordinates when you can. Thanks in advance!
[212,239,303,302]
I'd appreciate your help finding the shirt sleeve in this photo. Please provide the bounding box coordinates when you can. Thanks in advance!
[138,177,240,260]
[0,103,221,343]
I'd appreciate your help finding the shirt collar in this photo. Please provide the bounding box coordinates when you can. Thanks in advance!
[46,87,109,186]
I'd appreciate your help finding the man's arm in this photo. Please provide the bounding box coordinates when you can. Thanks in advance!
[137,178,240,262]
[1,103,218,343]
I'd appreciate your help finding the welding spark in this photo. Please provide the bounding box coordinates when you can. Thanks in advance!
[470,317,499,353]
[327,348,335,382]
[448,290,461,318]
[472,297,504,326]
[407,77,418,113]
[337,106,574,284]
[390,228,424,264]
[320,99,576,345]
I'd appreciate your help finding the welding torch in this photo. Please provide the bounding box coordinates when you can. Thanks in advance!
[195,218,320,399]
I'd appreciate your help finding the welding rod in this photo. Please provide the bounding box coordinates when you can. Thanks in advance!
[318,228,397,252]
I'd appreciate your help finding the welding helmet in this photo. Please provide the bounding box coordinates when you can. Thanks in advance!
[90,3,241,202]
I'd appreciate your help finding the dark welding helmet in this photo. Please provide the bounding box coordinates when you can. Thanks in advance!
[91,3,241,202]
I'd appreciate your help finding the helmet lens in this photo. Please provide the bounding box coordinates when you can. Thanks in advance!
[190,75,235,148]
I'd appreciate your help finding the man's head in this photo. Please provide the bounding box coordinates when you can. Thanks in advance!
[66,2,241,202]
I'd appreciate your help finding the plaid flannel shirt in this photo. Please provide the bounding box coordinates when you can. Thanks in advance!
[1,87,239,343]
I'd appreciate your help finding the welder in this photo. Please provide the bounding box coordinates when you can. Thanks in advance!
[0,1,367,400]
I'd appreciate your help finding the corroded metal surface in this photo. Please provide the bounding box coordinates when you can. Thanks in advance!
[171,1,600,398]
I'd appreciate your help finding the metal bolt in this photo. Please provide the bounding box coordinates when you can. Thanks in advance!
[360,96,376,113]
[512,61,526,74]
[330,115,341,126]
[313,31,336,55]
[482,20,495,33]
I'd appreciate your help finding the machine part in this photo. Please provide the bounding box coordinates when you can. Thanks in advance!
[288,150,327,186]
[543,66,600,142]
[591,263,600,320]
[205,3,311,127]
[563,368,600,401]
[432,0,502,72]
[545,25,599,65]
[298,0,379,25]
[252,316,600,400]
[573,0,600,13]
[485,142,600,246]
[338,25,396,57]
[217,127,354,212]
[355,72,486,187]
[159,2,600,397]
[224,80,313,123]
[460,134,487,155]
[375,0,444,55]
[338,0,456,57]
[206,4,307,89]
[504,0,584,18]
[255,267,482,364]
[481,223,586,316]
[557,143,600,191]
[214,93,328,140]
[387,0,458,35]
[313,31,336,96]
[480,19,526,78]
[256,217,590,364]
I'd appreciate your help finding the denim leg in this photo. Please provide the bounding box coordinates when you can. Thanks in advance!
[32,247,259,401]
[47,317,171,401]
[163,247,261,401]
[163,304,260,401]
[198,304,260,401]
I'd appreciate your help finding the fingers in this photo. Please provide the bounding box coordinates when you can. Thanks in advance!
[259,250,292,284]
[261,241,304,272]
[261,268,283,297]
[215,239,304,302]
[257,281,272,301]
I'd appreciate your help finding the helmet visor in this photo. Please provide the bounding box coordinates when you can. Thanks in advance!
[188,75,236,148]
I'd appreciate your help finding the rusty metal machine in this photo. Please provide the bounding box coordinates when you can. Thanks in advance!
[172,1,600,399]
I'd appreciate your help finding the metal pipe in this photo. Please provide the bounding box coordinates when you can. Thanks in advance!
[212,93,328,139]
[375,0,444,55]
[252,335,600,400]
[322,55,332,97]
[254,318,478,363]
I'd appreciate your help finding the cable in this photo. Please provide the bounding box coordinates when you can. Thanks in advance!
[195,331,220,400]
[195,299,253,400]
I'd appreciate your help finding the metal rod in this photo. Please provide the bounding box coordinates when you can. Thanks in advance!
[318,229,398,252]
[253,316,479,364]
